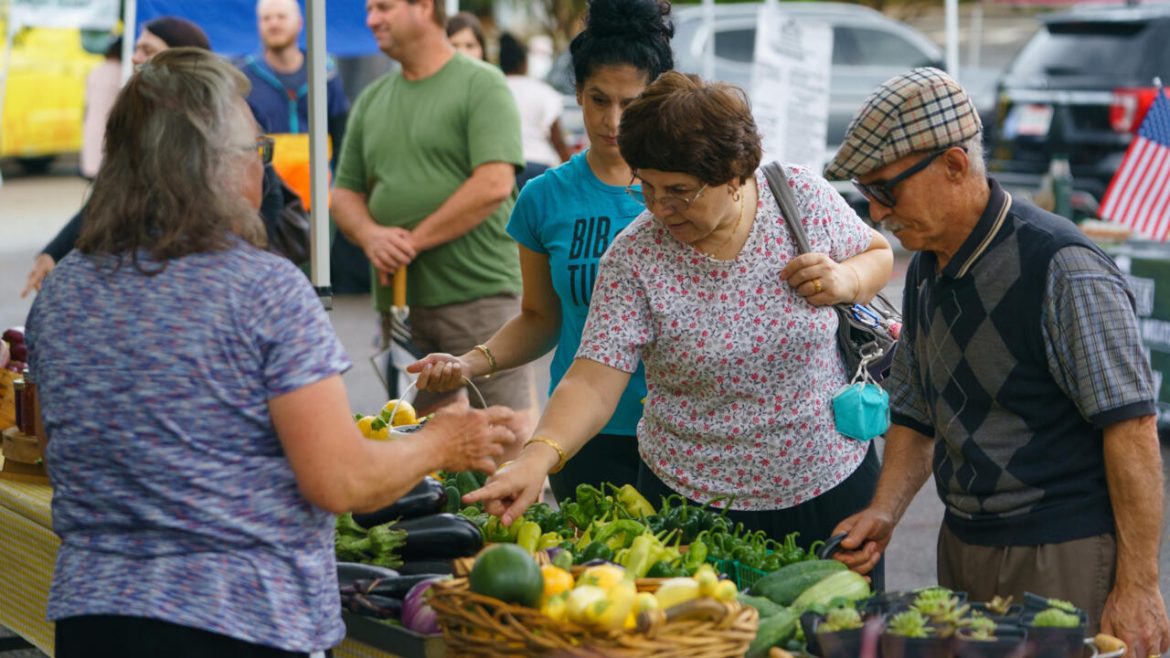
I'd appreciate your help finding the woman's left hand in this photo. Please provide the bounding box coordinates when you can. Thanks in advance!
[781,253,860,306]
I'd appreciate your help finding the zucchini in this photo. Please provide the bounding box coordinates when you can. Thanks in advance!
[750,559,846,605]
[790,570,870,613]
[745,608,800,658]
[737,593,787,619]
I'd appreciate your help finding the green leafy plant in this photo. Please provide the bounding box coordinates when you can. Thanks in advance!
[960,615,998,641]
[818,605,863,632]
[1031,608,1081,628]
[986,595,1014,616]
[1046,598,1078,614]
[911,592,969,637]
[887,610,933,638]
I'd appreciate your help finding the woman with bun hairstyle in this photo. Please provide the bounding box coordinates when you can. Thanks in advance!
[409,0,673,503]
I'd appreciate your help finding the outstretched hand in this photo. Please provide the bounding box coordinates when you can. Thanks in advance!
[463,451,553,526]
[424,401,515,474]
[407,353,473,393]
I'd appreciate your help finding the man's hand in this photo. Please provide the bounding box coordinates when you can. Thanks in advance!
[358,224,416,284]
[1100,583,1170,657]
[830,506,896,575]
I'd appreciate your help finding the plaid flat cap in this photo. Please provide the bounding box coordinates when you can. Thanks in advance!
[824,67,982,181]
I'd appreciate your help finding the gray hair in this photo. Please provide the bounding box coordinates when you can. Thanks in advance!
[964,134,986,178]
[78,47,266,272]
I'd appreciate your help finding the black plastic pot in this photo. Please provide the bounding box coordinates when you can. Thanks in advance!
[880,634,955,658]
[967,602,1025,627]
[1023,627,1086,658]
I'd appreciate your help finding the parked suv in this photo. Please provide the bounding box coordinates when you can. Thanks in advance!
[989,4,1170,202]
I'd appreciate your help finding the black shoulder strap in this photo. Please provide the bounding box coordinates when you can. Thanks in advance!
[762,161,812,255]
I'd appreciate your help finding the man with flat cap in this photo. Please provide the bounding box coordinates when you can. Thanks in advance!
[828,67,1169,653]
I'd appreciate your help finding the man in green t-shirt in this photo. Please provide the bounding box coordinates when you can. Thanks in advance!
[334,0,533,425]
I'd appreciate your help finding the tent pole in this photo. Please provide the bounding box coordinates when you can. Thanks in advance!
[702,0,714,81]
[945,0,960,81]
[306,0,332,308]
[121,0,136,83]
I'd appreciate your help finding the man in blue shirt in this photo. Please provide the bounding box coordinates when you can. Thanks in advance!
[237,0,366,293]
[237,0,349,166]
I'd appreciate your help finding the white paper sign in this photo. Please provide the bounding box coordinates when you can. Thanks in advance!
[750,0,833,172]
[11,0,119,30]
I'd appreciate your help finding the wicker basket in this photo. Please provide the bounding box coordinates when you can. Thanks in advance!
[429,577,758,658]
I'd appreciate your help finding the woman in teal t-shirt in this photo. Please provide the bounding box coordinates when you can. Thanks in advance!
[409,0,674,502]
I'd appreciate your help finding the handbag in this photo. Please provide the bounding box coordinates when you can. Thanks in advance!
[761,162,901,382]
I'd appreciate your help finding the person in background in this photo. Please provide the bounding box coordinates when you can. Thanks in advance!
[23,17,208,297]
[26,47,514,658]
[237,0,348,172]
[826,68,1170,651]
[460,72,894,557]
[79,36,122,180]
[410,0,672,503]
[20,17,304,298]
[334,0,534,443]
[445,11,485,61]
[498,32,571,192]
[235,0,367,293]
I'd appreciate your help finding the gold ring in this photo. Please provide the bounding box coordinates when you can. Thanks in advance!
[813,278,823,294]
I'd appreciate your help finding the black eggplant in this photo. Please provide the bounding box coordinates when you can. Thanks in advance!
[342,592,403,619]
[397,560,456,576]
[397,513,484,560]
[361,574,444,599]
[353,477,448,528]
[337,562,400,589]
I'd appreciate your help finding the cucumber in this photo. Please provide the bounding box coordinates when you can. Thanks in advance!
[749,559,846,605]
[737,593,786,619]
[745,608,800,658]
[790,570,870,613]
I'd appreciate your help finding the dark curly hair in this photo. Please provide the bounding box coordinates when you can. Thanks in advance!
[570,0,674,91]
[618,71,762,185]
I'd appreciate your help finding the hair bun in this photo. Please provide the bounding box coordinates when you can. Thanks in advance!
[585,0,672,41]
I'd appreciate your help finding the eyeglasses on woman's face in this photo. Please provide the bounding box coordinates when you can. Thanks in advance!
[238,135,274,165]
[851,146,966,208]
[252,135,275,165]
[626,174,708,213]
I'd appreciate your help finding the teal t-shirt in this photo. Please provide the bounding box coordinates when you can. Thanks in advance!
[506,151,647,436]
[335,53,524,309]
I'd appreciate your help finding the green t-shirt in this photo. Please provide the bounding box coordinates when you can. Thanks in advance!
[335,53,524,309]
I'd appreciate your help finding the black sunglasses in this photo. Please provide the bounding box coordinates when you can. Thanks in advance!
[852,146,965,208]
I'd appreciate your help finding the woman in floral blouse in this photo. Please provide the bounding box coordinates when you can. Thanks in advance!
[468,72,893,553]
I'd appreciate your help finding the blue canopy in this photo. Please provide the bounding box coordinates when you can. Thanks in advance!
[136,0,378,58]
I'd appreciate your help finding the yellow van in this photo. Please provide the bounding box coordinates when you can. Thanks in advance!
[0,23,102,172]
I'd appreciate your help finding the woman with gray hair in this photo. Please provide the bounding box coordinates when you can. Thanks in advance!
[25,48,514,657]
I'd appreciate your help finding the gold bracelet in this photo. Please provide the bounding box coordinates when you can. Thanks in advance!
[525,435,566,474]
[472,344,497,377]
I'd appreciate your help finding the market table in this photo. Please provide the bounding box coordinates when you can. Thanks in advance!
[0,459,420,658]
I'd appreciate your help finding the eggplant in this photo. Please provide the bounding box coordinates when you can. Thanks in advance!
[337,561,400,588]
[397,513,483,561]
[353,477,447,528]
[342,592,403,619]
[397,561,455,576]
[362,574,444,599]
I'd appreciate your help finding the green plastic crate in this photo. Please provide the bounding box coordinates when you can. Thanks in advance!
[715,558,769,591]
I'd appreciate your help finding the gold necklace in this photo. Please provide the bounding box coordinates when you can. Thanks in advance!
[707,188,748,258]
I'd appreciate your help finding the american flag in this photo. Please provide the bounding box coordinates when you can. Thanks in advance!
[1100,88,1170,239]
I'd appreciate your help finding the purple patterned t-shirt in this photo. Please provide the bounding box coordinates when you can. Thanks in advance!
[26,242,351,652]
